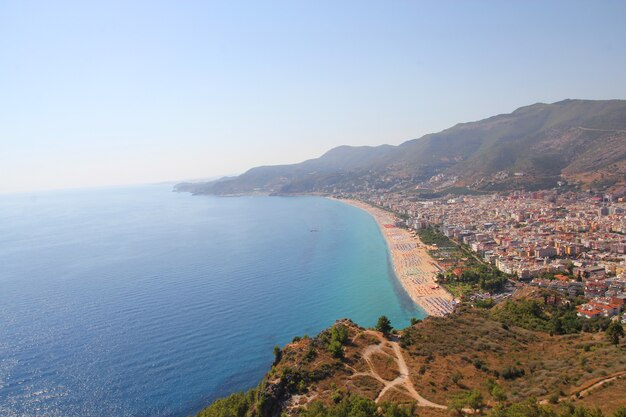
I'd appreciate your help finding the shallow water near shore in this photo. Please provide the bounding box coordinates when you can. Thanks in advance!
[0,185,423,417]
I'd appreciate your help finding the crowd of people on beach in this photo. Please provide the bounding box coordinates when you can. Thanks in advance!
[341,199,456,317]
[386,225,456,316]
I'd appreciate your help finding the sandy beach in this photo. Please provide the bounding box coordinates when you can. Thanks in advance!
[336,199,455,317]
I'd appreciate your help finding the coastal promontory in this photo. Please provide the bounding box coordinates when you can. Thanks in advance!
[197,289,626,417]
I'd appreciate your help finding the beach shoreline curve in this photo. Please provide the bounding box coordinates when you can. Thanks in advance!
[333,198,455,317]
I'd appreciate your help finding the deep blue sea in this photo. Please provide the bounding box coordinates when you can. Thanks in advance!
[0,185,423,417]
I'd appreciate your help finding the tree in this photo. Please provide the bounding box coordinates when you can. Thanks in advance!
[346,396,378,417]
[381,401,415,417]
[491,384,507,402]
[448,395,467,417]
[328,340,344,358]
[273,346,282,365]
[488,399,554,417]
[197,389,257,417]
[331,324,349,344]
[466,390,484,414]
[606,321,625,345]
[326,323,349,358]
[551,317,564,335]
[451,371,463,385]
[448,390,484,415]
[376,316,393,336]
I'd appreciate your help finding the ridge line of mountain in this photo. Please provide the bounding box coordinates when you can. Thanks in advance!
[176,99,626,196]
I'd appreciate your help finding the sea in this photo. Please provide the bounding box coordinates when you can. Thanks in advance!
[0,184,424,417]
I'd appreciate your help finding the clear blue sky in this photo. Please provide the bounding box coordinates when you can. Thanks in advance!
[2,0,626,192]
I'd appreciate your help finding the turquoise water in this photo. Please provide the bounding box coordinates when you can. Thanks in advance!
[0,185,423,417]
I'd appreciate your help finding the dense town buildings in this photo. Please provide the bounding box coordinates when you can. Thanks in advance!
[340,189,626,321]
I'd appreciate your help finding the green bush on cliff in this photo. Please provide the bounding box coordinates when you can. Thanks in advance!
[196,389,256,417]
[448,390,485,414]
[330,325,349,345]
[299,395,413,417]
[324,324,349,358]
[328,340,343,358]
[198,391,620,417]
[375,316,393,336]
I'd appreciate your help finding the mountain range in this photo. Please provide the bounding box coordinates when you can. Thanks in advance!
[176,99,626,195]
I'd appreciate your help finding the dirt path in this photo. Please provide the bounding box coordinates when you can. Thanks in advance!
[538,370,626,406]
[567,371,626,400]
[353,331,447,409]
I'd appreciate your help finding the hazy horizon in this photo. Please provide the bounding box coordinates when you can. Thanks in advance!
[2,1,626,193]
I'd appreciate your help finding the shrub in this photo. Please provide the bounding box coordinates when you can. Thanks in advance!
[305,347,317,362]
[606,321,625,345]
[451,371,463,385]
[491,384,507,402]
[325,323,350,358]
[376,316,393,336]
[273,346,282,365]
[197,390,256,417]
[300,395,382,417]
[476,298,496,309]
[328,340,343,358]
[501,365,525,380]
[331,325,349,345]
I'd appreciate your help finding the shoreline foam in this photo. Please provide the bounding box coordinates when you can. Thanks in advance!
[335,198,455,317]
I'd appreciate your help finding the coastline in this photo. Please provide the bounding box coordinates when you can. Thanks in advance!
[334,198,455,317]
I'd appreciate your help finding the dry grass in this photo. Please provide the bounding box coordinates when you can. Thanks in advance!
[573,376,626,414]
[370,352,400,381]
[272,311,626,414]
[347,375,384,399]
[400,307,626,405]
[378,388,414,403]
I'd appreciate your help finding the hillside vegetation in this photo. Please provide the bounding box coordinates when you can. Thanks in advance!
[196,295,626,417]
